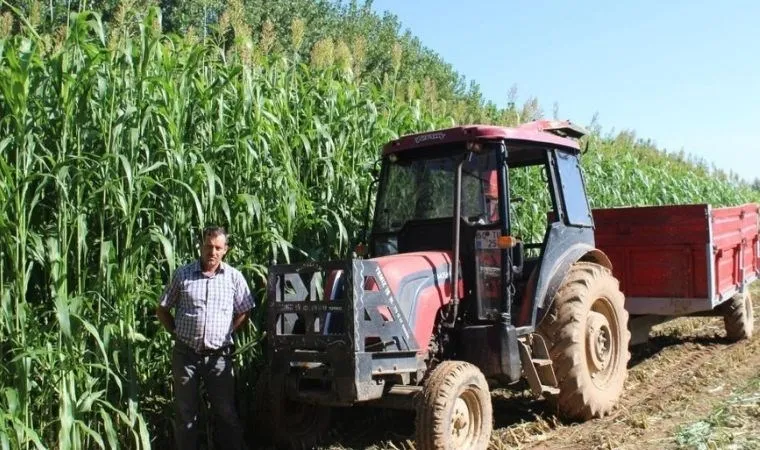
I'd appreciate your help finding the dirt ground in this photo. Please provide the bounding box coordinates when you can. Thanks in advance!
[517,294,760,450]
[314,286,760,450]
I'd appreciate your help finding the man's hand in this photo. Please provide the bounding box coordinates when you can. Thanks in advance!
[232,312,250,333]
[156,305,176,337]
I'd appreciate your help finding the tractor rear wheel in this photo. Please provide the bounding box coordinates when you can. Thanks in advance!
[537,262,630,421]
[253,369,332,449]
[722,291,754,341]
[415,361,492,450]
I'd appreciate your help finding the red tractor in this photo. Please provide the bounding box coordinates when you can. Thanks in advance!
[254,121,757,449]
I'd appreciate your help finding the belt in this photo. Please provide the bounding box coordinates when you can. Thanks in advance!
[176,340,233,357]
[195,345,233,357]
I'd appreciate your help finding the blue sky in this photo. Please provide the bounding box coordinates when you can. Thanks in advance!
[370,0,760,183]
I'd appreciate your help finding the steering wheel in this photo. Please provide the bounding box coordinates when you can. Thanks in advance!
[378,239,398,255]
[463,214,487,226]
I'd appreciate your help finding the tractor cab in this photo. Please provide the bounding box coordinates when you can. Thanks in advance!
[366,121,596,332]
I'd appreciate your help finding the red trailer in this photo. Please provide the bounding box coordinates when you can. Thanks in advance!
[593,203,759,342]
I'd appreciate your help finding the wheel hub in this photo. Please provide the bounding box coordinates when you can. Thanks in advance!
[452,397,470,432]
[587,311,612,374]
[451,391,478,448]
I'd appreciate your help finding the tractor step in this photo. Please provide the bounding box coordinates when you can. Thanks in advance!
[518,334,559,399]
[532,358,552,367]
[541,385,560,396]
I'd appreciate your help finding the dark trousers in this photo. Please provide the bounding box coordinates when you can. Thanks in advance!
[171,342,246,450]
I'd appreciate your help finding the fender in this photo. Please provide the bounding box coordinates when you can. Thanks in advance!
[530,224,612,327]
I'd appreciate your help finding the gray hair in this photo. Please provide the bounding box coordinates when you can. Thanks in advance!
[201,226,228,242]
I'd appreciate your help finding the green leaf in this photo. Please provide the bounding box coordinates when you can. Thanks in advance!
[150,227,176,275]
[55,297,72,339]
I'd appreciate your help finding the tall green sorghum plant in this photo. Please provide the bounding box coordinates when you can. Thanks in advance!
[0,4,447,448]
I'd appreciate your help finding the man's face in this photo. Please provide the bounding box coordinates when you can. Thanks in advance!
[200,233,228,270]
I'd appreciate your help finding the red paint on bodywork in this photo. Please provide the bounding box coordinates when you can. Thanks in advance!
[383,122,581,155]
[371,251,462,352]
[593,203,760,303]
[711,204,760,297]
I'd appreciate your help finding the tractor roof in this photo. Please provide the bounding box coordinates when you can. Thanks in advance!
[382,120,586,156]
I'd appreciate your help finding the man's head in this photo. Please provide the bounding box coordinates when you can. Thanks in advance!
[200,226,228,272]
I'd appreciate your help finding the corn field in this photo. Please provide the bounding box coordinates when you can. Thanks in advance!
[0,5,758,450]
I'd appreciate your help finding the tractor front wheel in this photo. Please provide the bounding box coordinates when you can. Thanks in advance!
[538,262,631,421]
[415,361,492,450]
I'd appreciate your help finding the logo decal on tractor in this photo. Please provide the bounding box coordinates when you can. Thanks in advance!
[414,132,446,144]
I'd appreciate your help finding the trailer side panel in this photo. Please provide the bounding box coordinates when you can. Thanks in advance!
[592,203,759,315]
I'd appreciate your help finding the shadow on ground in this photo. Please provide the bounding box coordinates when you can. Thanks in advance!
[256,385,554,450]
[629,332,729,368]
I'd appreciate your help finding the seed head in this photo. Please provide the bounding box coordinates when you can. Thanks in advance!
[391,42,402,73]
[259,20,275,56]
[335,40,352,74]
[290,18,304,51]
[310,38,334,70]
[0,12,13,38]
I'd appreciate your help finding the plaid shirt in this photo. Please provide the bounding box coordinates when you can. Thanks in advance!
[159,260,255,353]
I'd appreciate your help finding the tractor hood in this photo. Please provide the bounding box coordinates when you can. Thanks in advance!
[368,251,462,351]
[370,251,458,297]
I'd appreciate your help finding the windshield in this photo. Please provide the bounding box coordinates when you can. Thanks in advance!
[373,152,498,233]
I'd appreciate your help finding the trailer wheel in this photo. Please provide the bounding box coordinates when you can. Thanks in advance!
[415,361,492,450]
[722,291,754,341]
[253,369,332,449]
[538,262,631,421]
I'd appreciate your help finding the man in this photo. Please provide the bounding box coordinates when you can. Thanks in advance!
[156,226,254,450]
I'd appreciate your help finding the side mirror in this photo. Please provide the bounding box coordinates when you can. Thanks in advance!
[512,241,524,276]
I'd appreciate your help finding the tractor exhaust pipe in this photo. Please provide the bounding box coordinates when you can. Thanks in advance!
[496,142,512,324]
[446,153,470,328]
